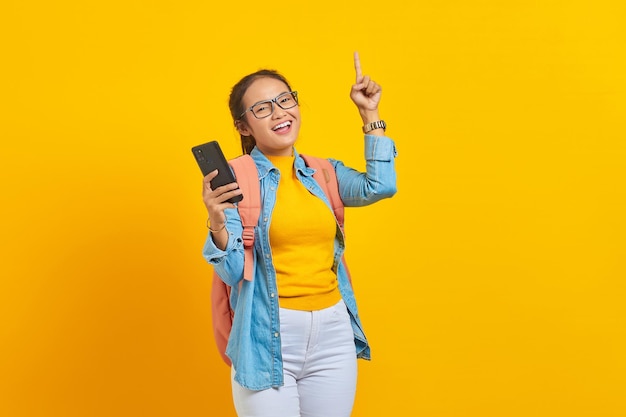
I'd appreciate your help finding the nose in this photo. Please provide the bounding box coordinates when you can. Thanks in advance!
[271,104,287,119]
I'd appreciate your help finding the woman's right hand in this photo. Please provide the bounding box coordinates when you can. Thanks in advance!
[202,170,242,231]
[350,52,382,123]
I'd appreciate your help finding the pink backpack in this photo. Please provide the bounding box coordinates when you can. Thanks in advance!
[210,154,349,366]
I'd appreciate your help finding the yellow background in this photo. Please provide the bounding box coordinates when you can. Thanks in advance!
[2,1,625,416]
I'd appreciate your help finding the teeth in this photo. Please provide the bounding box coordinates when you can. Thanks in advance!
[273,121,291,131]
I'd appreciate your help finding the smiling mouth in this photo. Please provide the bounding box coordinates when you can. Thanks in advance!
[272,121,292,131]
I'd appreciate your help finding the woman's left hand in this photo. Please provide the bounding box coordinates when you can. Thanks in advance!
[350,52,382,115]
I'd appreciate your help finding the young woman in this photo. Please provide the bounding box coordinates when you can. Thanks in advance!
[202,52,397,417]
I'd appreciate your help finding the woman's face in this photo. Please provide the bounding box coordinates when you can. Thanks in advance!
[237,77,301,156]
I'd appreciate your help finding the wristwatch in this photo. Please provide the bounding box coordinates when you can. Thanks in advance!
[362,120,386,134]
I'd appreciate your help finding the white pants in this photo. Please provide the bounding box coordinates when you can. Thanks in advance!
[231,300,358,417]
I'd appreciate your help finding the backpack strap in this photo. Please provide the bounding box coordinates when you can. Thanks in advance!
[301,155,345,233]
[228,155,261,282]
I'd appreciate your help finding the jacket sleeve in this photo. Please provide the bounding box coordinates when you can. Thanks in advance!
[331,134,398,207]
[202,206,246,287]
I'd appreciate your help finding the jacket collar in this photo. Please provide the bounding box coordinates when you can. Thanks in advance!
[249,147,315,179]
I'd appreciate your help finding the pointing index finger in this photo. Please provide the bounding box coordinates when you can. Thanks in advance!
[354,51,363,81]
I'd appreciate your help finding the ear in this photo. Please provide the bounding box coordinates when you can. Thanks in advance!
[235,120,252,136]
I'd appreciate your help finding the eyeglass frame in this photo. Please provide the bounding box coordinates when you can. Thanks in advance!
[238,91,299,120]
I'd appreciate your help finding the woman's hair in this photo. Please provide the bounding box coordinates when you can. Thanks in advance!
[229,69,293,155]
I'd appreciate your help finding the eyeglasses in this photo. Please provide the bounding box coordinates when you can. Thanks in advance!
[239,91,299,119]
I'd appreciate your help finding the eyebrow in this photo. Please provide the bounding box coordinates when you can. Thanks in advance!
[248,91,290,107]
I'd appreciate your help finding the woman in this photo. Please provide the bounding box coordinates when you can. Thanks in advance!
[202,52,397,417]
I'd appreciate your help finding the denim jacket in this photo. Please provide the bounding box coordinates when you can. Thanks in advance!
[203,134,397,390]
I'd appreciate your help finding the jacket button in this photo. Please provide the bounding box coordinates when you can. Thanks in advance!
[274,332,279,338]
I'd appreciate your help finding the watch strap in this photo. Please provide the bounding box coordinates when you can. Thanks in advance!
[362,120,386,133]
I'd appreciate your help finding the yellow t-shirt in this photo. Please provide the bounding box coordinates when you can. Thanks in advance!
[267,154,342,311]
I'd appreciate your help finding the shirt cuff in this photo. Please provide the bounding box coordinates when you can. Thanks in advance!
[364,135,397,161]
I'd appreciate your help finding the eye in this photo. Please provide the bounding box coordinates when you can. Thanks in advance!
[279,95,292,104]
[254,103,270,113]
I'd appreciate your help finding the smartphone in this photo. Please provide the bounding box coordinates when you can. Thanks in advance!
[191,141,243,203]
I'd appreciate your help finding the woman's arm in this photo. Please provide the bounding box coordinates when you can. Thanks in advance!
[334,53,397,206]
[201,171,245,286]
[331,135,397,206]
